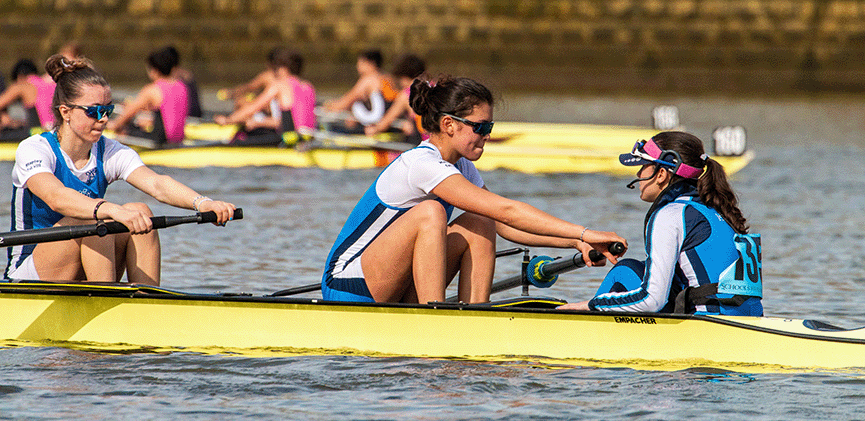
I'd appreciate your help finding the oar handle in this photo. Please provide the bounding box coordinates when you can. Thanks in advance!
[0,208,243,248]
[467,242,625,301]
[537,242,626,278]
[99,208,244,234]
[151,208,244,230]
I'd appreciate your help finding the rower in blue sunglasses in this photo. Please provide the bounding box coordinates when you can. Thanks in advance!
[66,104,115,120]
[7,53,236,287]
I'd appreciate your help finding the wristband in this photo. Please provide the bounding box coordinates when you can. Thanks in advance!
[193,196,212,212]
[93,200,107,220]
[191,195,205,209]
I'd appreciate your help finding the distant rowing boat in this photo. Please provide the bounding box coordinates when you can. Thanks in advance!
[0,120,753,175]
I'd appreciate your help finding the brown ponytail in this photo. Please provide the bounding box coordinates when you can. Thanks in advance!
[697,157,749,234]
[44,54,109,127]
[409,76,493,133]
[652,131,749,234]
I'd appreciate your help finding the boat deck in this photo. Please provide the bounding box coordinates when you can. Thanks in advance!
[0,282,861,373]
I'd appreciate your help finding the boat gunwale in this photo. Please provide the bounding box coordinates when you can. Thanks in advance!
[1,283,864,346]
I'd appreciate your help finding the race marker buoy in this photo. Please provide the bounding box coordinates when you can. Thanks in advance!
[712,125,747,156]
[652,105,680,131]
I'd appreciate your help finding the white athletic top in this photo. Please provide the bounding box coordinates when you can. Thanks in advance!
[6,133,145,280]
[13,133,144,189]
[321,141,484,300]
[376,141,484,208]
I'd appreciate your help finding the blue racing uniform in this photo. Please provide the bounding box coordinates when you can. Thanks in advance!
[321,141,484,302]
[589,181,763,316]
[6,132,144,280]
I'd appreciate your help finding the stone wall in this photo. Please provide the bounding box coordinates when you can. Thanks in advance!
[2,0,865,95]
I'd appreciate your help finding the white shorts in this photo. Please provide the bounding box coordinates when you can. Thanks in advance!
[321,255,374,302]
[6,254,39,281]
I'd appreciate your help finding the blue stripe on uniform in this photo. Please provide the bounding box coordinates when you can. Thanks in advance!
[325,203,388,277]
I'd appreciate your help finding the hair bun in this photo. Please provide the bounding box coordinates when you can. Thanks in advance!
[408,78,433,116]
[44,54,93,83]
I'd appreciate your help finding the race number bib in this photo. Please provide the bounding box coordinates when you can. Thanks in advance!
[718,233,762,297]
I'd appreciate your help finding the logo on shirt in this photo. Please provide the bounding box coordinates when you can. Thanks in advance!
[82,167,97,184]
[24,159,43,171]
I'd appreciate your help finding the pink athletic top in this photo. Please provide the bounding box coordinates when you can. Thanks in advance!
[289,77,316,132]
[27,75,55,128]
[155,79,189,143]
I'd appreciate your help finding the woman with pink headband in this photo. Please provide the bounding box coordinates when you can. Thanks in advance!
[559,131,763,316]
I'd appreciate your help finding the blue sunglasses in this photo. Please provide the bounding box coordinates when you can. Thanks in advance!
[68,104,115,120]
[443,113,494,136]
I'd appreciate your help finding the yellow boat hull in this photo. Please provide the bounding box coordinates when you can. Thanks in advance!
[0,122,754,174]
[0,284,862,372]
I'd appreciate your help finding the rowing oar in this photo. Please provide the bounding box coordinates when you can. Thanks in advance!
[269,246,530,297]
[0,208,243,248]
[445,242,626,302]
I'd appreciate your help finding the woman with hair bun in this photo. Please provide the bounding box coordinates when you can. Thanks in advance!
[107,46,189,145]
[559,131,763,316]
[322,76,627,304]
[6,54,235,285]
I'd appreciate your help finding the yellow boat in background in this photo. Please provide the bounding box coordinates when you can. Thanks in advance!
[0,121,754,175]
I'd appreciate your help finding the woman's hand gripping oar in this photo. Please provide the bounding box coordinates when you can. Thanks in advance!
[0,209,243,248]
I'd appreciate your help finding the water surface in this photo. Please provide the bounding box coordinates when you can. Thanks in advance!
[1,94,864,419]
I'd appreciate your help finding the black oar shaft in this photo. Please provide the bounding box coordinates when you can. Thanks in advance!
[0,208,243,248]
[534,242,625,281]
[271,246,532,297]
[486,250,599,297]
[276,242,624,299]
[457,242,626,300]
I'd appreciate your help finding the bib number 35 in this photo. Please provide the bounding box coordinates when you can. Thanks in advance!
[718,233,763,297]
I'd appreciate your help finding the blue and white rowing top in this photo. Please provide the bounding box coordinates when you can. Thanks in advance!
[6,132,144,278]
[321,141,484,301]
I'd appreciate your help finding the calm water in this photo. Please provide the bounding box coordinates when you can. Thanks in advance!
[2,94,865,419]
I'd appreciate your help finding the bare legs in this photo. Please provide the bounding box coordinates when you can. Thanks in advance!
[32,202,160,285]
[32,220,115,281]
[113,202,160,285]
[445,211,496,303]
[361,200,496,304]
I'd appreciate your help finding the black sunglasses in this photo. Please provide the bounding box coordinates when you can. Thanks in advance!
[67,104,115,120]
[442,113,494,136]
